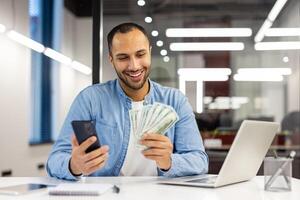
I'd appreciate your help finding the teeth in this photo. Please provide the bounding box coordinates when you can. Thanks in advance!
[128,71,142,77]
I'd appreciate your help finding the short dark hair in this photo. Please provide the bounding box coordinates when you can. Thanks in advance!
[107,22,151,55]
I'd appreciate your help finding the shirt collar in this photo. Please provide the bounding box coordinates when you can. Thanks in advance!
[116,78,154,104]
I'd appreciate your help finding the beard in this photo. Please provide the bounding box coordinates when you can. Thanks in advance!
[114,66,150,90]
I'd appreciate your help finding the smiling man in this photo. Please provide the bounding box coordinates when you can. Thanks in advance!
[47,22,208,180]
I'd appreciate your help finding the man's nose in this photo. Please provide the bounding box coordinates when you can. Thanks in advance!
[128,57,139,70]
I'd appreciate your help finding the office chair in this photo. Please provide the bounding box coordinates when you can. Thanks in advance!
[281,111,300,132]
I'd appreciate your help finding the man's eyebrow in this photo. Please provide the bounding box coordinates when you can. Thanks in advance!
[137,49,147,53]
[115,53,128,57]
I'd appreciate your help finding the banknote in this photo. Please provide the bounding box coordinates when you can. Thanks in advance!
[129,103,179,149]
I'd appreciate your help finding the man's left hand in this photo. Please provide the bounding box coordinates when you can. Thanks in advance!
[140,133,173,170]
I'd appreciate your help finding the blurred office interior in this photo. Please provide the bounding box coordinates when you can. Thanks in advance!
[0,0,299,177]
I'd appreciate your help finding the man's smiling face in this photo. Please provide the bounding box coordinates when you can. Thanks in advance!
[109,28,151,90]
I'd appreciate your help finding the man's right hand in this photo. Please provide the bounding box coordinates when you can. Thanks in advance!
[69,134,109,176]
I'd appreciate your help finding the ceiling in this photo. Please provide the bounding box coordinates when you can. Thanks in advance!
[64,0,277,21]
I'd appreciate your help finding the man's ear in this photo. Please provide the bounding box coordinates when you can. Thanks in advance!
[109,54,113,64]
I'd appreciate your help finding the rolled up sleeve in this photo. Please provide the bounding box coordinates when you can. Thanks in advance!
[46,91,92,180]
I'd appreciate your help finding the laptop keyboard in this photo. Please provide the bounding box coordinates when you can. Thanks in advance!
[186,176,218,184]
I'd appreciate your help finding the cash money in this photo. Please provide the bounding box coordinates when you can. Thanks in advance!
[129,103,179,149]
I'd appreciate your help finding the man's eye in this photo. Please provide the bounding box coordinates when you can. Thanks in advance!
[118,57,128,60]
[137,53,145,57]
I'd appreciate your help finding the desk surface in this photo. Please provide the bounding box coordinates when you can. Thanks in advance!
[0,176,299,200]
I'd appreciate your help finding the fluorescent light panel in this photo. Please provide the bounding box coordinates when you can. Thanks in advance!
[178,68,232,76]
[213,96,249,110]
[254,20,273,43]
[44,48,72,65]
[255,41,300,50]
[7,30,45,53]
[178,68,231,81]
[233,74,283,82]
[268,0,288,21]
[71,61,92,75]
[170,42,244,51]
[4,28,90,75]
[265,28,300,37]
[254,0,288,43]
[0,24,6,33]
[182,74,229,81]
[237,68,292,75]
[166,28,252,37]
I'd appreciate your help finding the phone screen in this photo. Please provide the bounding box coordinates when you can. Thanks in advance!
[71,120,101,153]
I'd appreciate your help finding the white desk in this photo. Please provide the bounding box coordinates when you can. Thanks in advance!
[0,176,299,200]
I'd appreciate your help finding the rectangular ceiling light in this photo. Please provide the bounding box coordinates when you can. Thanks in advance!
[0,24,6,33]
[178,68,231,81]
[44,48,72,65]
[182,74,229,81]
[265,28,300,37]
[237,68,292,75]
[7,30,45,53]
[254,0,288,43]
[71,61,92,75]
[233,74,283,82]
[170,42,244,51]
[268,0,288,21]
[166,28,252,37]
[178,68,232,76]
[255,41,300,50]
[254,20,273,43]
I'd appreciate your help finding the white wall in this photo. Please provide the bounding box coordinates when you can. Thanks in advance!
[0,1,92,176]
[0,0,51,176]
[52,9,91,139]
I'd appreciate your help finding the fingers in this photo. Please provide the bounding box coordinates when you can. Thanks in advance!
[140,133,173,170]
[141,133,169,142]
[85,152,109,169]
[140,133,173,149]
[140,140,171,149]
[83,152,109,175]
[143,155,164,160]
[71,134,79,147]
[84,160,107,175]
[72,149,109,176]
[70,134,109,176]
[84,145,109,162]
[78,136,97,152]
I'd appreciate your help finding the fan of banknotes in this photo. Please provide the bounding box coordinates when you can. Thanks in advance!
[129,102,179,149]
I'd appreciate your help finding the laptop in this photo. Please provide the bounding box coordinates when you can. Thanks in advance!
[159,120,279,188]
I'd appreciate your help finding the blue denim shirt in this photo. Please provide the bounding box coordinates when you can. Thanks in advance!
[47,79,208,180]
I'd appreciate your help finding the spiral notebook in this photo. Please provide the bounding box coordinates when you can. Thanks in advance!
[48,183,113,196]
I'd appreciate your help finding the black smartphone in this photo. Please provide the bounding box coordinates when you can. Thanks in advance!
[71,120,101,153]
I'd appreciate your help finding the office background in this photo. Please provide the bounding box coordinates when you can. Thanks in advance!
[0,0,299,177]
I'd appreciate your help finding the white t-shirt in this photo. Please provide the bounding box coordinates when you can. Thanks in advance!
[120,101,158,176]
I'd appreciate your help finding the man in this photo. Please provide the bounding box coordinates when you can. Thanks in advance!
[47,22,208,180]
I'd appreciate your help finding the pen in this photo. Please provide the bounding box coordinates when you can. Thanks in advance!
[265,151,296,189]
[272,149,290,184]
[113,185,120,194]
